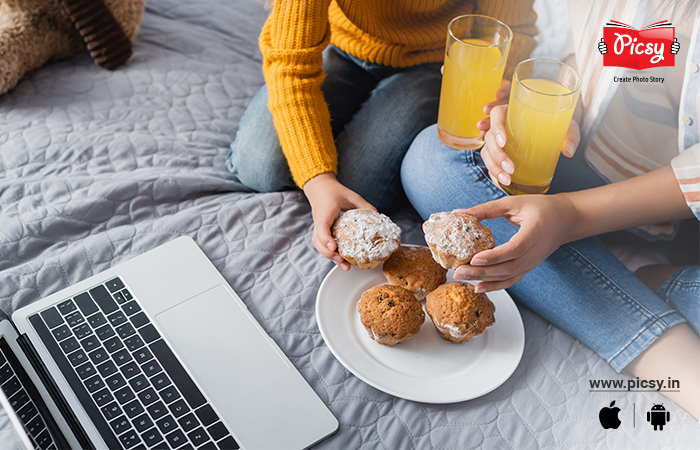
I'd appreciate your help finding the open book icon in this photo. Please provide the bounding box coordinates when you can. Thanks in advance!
[602,20,676,70]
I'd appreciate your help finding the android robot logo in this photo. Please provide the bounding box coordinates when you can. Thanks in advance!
[647,404,670,431]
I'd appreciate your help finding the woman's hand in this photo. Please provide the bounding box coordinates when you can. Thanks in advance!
[478,79,511,124]
[303,172,376,271]
[452,194,579,292]
[481,104,581,190]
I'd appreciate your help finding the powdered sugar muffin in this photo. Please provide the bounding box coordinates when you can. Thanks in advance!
[422,212,494,270]
[425,281,495,343]
[382,245,447,300]
[357,285,425,346]
[331,209,401,269]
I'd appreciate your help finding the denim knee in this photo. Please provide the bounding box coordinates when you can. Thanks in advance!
[227,85,296,193]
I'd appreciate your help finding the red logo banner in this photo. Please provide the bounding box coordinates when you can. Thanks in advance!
[601,20,676,70]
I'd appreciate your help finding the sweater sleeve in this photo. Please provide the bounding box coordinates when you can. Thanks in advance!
[671,144,700,220]
[259,0,336,188]
[475,0,539,80]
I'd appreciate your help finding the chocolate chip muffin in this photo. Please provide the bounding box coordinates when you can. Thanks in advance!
[331,209,401,269]
[357,285,425,346]
[425,281,495,343]
[422,212,495,270]
[382,245,448,300]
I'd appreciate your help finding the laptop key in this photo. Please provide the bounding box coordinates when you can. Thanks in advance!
[113,349,133,366]
[73,323,93,340]
[122,301,141,316]
[57,299,77,316]
[113,291,126,304]
[80,335,100,353]
[89,347,109,365]
[120,361,141,379]
[156,414,177,435]
[101,402,122,421]
[138,387,158,406]
[147,400,168,420]
[35,429,53,449]
[104,336,125,354]
[90,285,119,315]
[149,340,206,409]
[75,362,96,380]
[95,324,116,341]
[139,324,161,344]
[68,349,88,367]
[129,374,149,393]
[160,386,181,405]
[84,375,105,393]
[207,422,228,442]
[195,405,218,427]
[151,372,171,391]
[2,377,22,398]
[178,413,199,433]
[110,415,131,436]
[165,429,187,449]
[122,289,133,301]
[198,442,216,450]
[74,292,99,316]
[187,427,208,447]
[142,360,162,378]
[92,389,114,407]
[106,373,127,391]
[114,386,136,404]
[141,427,163,447]
[130,312,149,329]
[167,399,189,418]
[119,429,141,450]
[97,360,118,378]
[51,325,71,342]
[109,311,128,327]
[216,436,240,450]
[16,401,38,422]
[88,313,108,329]
[65,311,85,327]
[40,307,64,329]
[125,335,145,352]
[8,389,30,410]
[106,277,125,293]
[133,348,153,365]
[59,337,80,354]
[117,323,137,339]
[124,400,145,418]
[133,414,154,433]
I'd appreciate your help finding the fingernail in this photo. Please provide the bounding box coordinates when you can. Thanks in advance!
[497,172,511,186]
[455,267,472,278]
[471,257,487,266]
[333,255,343,265]
[474,285,486,293]
[496,133,506,147]
[327,241,334,251]
[501,160,514,174]
[564,142,576,158]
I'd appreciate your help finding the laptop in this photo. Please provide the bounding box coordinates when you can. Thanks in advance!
[0,236,338,449]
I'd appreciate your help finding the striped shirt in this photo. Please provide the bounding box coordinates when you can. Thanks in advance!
[568,0,700,237]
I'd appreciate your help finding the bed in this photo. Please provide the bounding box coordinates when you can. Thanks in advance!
[1,0,698,448]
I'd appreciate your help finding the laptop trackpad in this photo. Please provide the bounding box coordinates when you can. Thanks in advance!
[155,285,289,401]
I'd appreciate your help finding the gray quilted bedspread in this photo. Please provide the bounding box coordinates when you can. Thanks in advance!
[0,1,698,449]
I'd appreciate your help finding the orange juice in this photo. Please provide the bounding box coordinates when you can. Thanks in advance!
[503,77,579,194]
[437,39,505,149]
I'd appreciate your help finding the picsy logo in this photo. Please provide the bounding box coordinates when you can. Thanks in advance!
[598,20,679,69]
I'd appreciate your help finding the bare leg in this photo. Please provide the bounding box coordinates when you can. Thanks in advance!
[625,324,700,420]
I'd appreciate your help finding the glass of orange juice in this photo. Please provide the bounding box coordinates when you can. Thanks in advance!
[437,15,512,150]
[501,58,582,195]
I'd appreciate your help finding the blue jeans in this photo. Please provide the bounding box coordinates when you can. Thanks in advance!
[227,45,442,213]
[401,124,698,372]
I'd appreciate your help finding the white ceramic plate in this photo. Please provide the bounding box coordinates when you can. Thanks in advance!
[316,264,525,403]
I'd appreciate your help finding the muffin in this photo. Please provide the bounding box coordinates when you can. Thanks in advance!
[357,285,425,346]
[425,281,495,343]
[331,209,401,269]
[422,212,495,270]
[382,245,448,300]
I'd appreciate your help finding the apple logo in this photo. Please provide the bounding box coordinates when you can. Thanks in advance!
[599,401,621,429]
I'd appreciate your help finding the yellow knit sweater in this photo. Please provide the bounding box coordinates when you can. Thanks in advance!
[259,0,538,188]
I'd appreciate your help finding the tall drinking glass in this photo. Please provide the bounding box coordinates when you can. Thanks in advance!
[437,15,512,150]
[501,58,582,195]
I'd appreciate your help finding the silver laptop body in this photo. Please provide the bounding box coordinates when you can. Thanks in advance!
[7,236,338,449]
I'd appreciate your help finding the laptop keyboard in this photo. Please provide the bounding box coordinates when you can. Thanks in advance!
[32,277,240,450]
[0,338,56,450]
